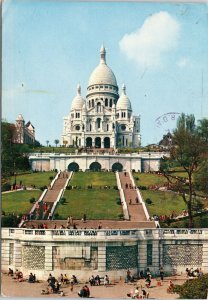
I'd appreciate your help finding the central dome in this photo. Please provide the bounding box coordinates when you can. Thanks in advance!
[88,46,117,87]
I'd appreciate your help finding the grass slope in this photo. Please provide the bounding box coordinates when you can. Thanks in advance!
[10,171,56,187]
[133,173,168,187]
[70,172,116,188]
[141,190,186,217]
[2,190,41,215]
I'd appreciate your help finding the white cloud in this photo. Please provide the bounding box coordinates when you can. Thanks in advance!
[177,58,189,68]
[119,11,180,68]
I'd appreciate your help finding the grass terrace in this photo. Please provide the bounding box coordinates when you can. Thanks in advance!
[2,190,41,215]
[69,171,117,188]
[141,190,186,217]
[133,172,168,188]
[55,172,122,219]
[9,171,56,188]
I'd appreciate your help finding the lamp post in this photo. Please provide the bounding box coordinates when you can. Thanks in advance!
[40,150,43,172]
[148,152,151,173]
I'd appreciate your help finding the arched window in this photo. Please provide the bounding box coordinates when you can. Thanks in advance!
[89,124,92,131]
[110,99,112,107]
[97,118,101,129]
[105,99,108,106]
[107,124,109,131]
[97,102,101,113]
[92,99,94,107]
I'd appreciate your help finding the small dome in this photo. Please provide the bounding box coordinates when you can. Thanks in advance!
[71,84,85,110]
[16,114,24,121]
[116,84,132,110]
[88,46,117,87]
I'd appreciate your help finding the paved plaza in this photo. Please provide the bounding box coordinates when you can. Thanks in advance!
[1,272,186,298]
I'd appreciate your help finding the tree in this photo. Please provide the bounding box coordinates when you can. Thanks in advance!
[197,118,208,143]
[46,140,49,147]
[54,139,59,147]
[194,160,208,194]
[160,114,207,227]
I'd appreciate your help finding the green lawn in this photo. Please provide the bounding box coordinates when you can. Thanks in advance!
[55,189,122,219]
[70,172,117,188]
[2,190,41,215]
[10,171,56,188]
[133,173,168,187]
[141,190,186,217]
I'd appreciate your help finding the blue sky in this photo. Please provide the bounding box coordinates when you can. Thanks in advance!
[2,1,208,146]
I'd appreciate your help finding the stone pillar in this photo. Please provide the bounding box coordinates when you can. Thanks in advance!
[138,241,147,271]
[45,246,53,271]
[14,242,22,268]
[98,246,106,272]
[92,139,95,147]
[152,240,160,274]
[202,241,208,273]
[101,138,104,148]
[1,241,10,270]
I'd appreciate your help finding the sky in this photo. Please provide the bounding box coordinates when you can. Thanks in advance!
[2,0,208,146]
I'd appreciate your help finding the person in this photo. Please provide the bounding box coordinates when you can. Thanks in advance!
[126,269,132,283]
[63,274,69,284]
[104,275,109,286]
[167,280,174,293]
[135,197,139,204]
[8,268,14,276]
[142,289,149,299]
[145,275,151,288]
[139,270,144,279]
[83,214,87,222]
[78,285,90,297]
[129,199,132,205]
[132,287,139,299]
[41,288,49,295]
[89,275,95,286]
[28,272,35,283]
[159,266,164,281]
[95,275,101,285]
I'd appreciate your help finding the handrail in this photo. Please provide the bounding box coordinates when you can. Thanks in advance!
[115,172,129,220]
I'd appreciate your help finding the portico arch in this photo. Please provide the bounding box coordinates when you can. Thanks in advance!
[68,162,79,172]
[89,162,101,171]
[112,162,123,172]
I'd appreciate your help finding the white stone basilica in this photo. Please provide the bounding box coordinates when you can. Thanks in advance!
[61,46,141,149]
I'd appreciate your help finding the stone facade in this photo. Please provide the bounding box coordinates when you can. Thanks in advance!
[13,114,35,145]
[29,152,165,172]
[2,228,207,280]
[61,47,141,149]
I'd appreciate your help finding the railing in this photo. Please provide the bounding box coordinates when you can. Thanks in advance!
[4,228,206,239]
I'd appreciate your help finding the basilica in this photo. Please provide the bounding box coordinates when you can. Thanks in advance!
[61,46,141,149]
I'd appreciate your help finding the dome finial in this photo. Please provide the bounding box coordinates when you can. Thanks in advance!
[77,83,81,95]
[100,45,106,64]
[122,83,126,95]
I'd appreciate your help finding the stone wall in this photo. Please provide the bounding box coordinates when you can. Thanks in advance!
[2,228,207,280]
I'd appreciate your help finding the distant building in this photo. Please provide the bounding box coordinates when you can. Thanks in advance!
[159,132,173,150]
[61,46,141,149]
[13,114,35,145]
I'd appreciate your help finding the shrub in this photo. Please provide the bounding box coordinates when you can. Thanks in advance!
[138,185,147,190]
[49,176,54,180]
[135,177,139,181]
[60,197,66,204]
[40,185,47,191]
[114,186,118,190]
[116,198,121,205]
[54,213,59,219]
[2,183,11,192]
[29,197,36,204]
[1,215,20,227]
[173,274,208,299]
[118,213,124,220]
[66,185,72,190]
[145,198,152,205]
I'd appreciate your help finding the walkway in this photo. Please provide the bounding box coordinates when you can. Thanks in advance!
[119,172,155,227]
[34,171,69,220]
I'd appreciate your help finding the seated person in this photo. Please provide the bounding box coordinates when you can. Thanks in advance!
[63,274,69,284]
[72,275,78,284]
[41,288,50,295]
[145,275,151,288]
[28,272,35,283]
[104,275,109,286]
[8,268,14,276]
[89,275,95,286]
[167,280,174,293]
[78,285,90,298]
[132,287,139,299]
[95,275,101,286]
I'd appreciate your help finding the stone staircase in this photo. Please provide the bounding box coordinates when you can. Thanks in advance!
[36,171,69,220]
[119,172,155,226]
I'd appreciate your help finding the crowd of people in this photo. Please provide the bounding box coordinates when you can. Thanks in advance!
[186,267,203,278]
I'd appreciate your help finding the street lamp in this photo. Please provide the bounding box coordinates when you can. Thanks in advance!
[40,150,43,172]
[148,152,151,173]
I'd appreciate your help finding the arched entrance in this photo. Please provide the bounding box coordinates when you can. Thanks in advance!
[104,137,110,148]
[95,137,101,148]
[68,162,79,172]
[86,137,92,147]
[89,162,101,171]
[112,162,123,172]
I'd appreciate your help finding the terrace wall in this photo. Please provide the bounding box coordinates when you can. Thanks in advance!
[2,228,208,280]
